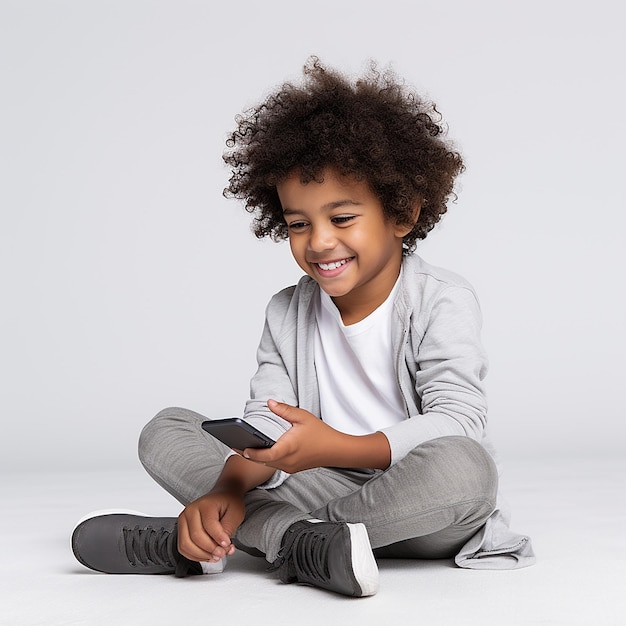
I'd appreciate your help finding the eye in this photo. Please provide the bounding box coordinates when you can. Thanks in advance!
[331,215,356,226]
[287,221,309,232]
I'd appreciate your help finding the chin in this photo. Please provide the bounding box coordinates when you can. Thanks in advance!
[319,285,351,298]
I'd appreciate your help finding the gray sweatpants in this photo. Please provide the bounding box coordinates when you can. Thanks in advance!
[138,407,498,562]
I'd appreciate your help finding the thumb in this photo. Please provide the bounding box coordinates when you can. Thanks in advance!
[267,399,300,423]
[219,507,243,540]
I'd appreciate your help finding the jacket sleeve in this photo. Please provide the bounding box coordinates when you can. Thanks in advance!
[242,293,297,445]
[380,285,489,465]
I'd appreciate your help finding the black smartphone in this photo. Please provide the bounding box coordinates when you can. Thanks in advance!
[201,418,276,450]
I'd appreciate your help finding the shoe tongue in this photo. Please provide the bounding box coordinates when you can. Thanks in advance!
[294,527,333,582]
[123,525,178,569]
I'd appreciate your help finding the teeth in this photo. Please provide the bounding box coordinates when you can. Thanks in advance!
[318,259,348,271]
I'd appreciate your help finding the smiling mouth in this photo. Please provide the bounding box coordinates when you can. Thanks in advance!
[311,257,354,278]
[314,258,352,271]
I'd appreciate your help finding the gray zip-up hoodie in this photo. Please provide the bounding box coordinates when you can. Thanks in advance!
[243,253,535,569]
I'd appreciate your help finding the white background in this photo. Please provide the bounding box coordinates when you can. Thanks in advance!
[1,0,624,473]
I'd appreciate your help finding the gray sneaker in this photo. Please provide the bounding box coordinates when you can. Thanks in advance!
[270,520,379,597]
[71,511,202,577]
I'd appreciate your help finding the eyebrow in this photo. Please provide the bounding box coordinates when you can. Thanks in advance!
[282,199,362,215]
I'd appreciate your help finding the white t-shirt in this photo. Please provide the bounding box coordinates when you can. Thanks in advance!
[314,276,407,435]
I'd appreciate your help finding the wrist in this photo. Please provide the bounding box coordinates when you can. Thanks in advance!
[211,477,248,497]
[334,431,391,470]
[213,453,276,494]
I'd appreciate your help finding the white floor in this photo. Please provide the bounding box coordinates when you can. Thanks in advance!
[2,455,625,626]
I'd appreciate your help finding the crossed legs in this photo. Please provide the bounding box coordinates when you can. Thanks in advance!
[138,407,498,562]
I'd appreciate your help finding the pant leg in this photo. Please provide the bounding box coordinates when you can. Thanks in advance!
[139,408,497,563]
[320,436,499,560]
[138,406,332,559]
[236,436,498,561]
[138,406,232,505]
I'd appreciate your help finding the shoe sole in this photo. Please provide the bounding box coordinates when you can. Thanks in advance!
[347,523,379,597]
[72,508,148,534]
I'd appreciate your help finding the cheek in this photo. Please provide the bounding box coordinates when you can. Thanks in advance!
[288,238,308,267]
[288,237,299,257]
[345,228,378,253]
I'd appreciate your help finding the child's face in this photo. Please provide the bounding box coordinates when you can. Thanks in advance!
[277,168,412,323]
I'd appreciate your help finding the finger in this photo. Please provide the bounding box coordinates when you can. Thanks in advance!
[267,399,300,422]
[243,445,279,464]
[179,511,218,561]
[201,516,233,552]
[219,505,245,540]
[178,510,218,562]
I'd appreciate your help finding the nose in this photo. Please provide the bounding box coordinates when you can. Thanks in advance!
[307,223,336,253]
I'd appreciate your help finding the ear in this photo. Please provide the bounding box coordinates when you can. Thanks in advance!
[394,202,421,238]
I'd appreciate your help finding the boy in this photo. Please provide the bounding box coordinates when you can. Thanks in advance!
[72,58,534,597]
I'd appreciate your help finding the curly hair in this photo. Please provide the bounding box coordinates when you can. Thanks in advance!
[223,57,465,253]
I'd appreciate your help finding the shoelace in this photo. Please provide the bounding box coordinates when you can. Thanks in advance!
[123,525,177,569]
[291,528,332,583]
[121,525,201,577]
[271,522,341,585]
